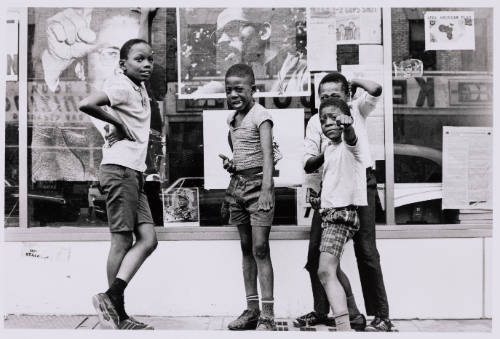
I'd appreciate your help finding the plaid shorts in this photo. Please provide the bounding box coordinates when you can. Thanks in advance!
[319,207,360,258]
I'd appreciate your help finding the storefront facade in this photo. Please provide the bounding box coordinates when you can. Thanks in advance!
[3,7,493,319]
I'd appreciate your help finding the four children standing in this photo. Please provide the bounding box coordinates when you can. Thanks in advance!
[79,31,393,330]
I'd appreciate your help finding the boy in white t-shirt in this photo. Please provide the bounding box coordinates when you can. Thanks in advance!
[316,97,366,332]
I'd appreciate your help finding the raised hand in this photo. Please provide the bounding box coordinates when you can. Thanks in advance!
[336,114,354,129]
[218,154,235,173]
[46,8,96,61]
[43,8,96,91]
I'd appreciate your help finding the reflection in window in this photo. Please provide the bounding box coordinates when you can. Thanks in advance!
[391,8,493,225]
[26,8,167,227]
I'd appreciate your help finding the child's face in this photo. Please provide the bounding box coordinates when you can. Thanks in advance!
[320,105,344,141]
[225,75,255,112]
[178,196,188,208]
[318,81,348,102]
[121,43,154,85]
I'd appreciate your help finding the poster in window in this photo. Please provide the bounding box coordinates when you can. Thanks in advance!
[29,8,166,182]
[162,187,200,227]
[203,108,304,189]
[442,126,492,210]
[424,11,475,50]
[335,8,381,45]
[177,8,309,99]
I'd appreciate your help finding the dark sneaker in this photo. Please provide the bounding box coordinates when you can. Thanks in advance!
[293,311,331,327]
[350,313,367,331]
[227,309,260,330]
[365,317,398,332]
[255,317,277,331]
[118,317,154,330]
[92,293,120,329]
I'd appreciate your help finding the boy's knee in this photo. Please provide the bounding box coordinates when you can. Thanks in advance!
[146,238,158,255]
[240,238,253,256]
[110,233,133,252]
[317,269,332,286]
[252,242,269,260]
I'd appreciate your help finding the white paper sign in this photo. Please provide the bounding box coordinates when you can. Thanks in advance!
[308,8,337,71]
[442,126,492,209]
[424,11,475,50]
[335,8,381,45]
[203,108,304,189]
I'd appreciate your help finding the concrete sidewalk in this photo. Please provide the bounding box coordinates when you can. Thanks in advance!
[3,315,492,332]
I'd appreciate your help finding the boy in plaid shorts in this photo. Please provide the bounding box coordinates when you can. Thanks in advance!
[315,97,366,331]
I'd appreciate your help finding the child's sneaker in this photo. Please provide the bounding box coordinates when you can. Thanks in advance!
[255,316,277,331]
[227,309,260,330]
[293,311,332,327]
[92,293,120,329]
[365,317,398,332]
[118,317,154,330]
[350,313,367,331]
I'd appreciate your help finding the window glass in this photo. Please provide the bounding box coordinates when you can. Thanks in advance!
[27,8,167,227]
[392,8,493,225]
[172,7,385,227]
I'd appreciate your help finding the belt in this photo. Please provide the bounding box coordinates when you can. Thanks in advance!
[340,205,358,211]
[321,205,358,213]
[234,167,263,176]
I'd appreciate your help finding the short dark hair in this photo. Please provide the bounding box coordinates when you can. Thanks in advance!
[319,97,351,116]
[318,71,349,96]
[120,38,150,60]
[225,63,255,85]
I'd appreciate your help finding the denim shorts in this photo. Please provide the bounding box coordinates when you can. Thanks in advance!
[319,207,360,258]
[99,164,154,232]
[225,173,275,227]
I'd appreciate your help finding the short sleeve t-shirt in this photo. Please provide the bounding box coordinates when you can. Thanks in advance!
[227,103,273,171]
[321,140,367,209]
[100,73,151,172]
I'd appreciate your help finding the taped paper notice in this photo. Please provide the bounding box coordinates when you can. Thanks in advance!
[425,11,475,50]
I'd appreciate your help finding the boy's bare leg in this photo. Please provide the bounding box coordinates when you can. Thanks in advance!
[252,226,274,318]
[96,224,157,328]
[237,224,259,299]
[227,224,260,330]
[115,223,158,282]
[318,252,351,330]
[107,233,134,286]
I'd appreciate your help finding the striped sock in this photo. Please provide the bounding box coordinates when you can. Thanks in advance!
[246,294,260,311]
[261,299,274,318]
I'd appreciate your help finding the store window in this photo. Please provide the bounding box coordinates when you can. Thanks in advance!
[391,8,493,225]
[7,7,389,231]
[25,8,167,227]
[5,6,492,238]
